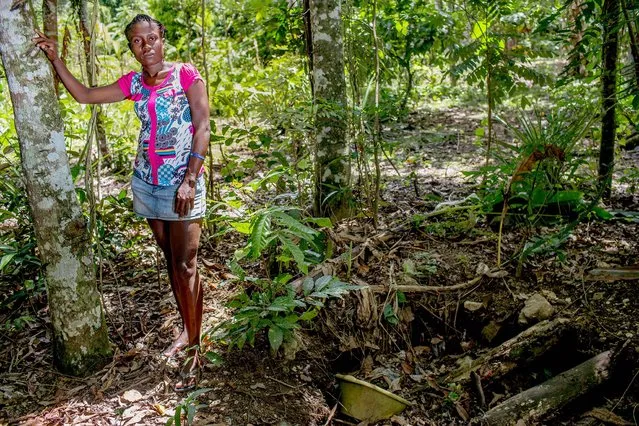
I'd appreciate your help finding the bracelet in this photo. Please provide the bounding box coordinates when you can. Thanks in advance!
[189,151,205,160]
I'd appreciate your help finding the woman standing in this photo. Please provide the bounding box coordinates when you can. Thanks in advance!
[34,14,209,391]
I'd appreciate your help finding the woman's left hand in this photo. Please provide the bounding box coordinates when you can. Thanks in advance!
[175,180,195,217]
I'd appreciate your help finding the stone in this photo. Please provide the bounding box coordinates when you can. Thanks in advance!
[464,301,484,312]
[121,389,143,403]
[518,293,554,325]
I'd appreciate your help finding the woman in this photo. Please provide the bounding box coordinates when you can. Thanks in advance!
[34,14,209,391]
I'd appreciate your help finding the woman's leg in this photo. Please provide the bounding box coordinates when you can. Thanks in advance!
[168,219,203,381]
[147,219,188,356]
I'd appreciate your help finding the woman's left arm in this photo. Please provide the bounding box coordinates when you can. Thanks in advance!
[175,79,211,217]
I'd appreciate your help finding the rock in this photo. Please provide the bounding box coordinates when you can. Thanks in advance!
[464,301,484,312]
[121,389,143,403]
[518,293,554,325]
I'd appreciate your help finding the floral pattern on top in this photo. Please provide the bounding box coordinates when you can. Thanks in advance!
[118,63,203,186]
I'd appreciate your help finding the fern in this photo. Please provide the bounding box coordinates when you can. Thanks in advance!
[248,212,272,259]
[278,235,309,274]
[231,205,329,276]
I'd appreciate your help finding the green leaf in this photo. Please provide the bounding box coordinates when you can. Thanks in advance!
[299,309,319,321]
[592,206,613,220]
[279,236,308,274]
[230,221,251,234]
[272,211,318,238]
[248,213,272,258]
[0,253,16,271]
[268,325,284,352]
[187,405,196,424]
[305,217,333,228]
[204,351,224,366]
[472,21,488,40]
[314,275,332,291]
[174,406,182,426]
[186,388,213,400]
[302,277,314,295]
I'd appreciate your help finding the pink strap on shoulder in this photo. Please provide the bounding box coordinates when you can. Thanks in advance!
[117,71,136,99]
[179,63,203,93]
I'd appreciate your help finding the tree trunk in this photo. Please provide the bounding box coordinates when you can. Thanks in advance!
[77,0,109,163]
[0,1,112,376]
[309,0,351,220]
[599,0,620,199]
[42,0,59,97]
[480,350,612,425]
[447,318,570,384]
[621,0,639,89]
[303,0,314,97]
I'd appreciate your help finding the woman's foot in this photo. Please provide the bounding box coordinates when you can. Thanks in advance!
[162,330,188,358]
[174,355,199,392]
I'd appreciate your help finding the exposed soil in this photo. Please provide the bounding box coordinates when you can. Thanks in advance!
[1,107,638,425]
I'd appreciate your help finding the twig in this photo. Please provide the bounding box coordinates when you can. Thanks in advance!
[612,368,639,412]
[471,371,486,408]
[369,275,483,293]
[264,374,301,390]
[333,419,357,425]
[323,403,339,426]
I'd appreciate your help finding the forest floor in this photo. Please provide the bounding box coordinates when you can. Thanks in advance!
[1,106,639,425]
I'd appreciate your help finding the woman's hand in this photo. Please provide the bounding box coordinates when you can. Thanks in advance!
[175,180,196,217]
[33,30,59,62]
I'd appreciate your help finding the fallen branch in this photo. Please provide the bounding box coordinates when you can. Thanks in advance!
[478,350,612,425]
[586,266,639,282]
[369,275,482,293]
[369,267,507,294]
[447,317,570,384]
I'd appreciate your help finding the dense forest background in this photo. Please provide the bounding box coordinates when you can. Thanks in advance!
[1,0,639,424]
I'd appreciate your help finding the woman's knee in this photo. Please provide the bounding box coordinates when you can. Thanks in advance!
[173,257,198,281]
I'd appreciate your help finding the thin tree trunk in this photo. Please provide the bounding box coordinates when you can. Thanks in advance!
[0,1,112,376]
[42,0,59,97]
[621,0,639,88]
[309,0,351,220]
[303,0,314,97]
[78,0,109,163]
[599,0,620,199]
[372,0,381,228]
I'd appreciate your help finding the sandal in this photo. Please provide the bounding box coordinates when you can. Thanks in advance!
[174,357,200,392]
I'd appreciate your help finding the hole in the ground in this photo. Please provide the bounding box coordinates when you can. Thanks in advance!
[330,349,364,375]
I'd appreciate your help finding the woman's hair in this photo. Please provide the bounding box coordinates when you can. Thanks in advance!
[124,14,166,42]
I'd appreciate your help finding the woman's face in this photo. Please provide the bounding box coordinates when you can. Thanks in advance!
[128,21,164,67]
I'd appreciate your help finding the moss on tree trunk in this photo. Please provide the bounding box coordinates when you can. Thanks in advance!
[309,0,351,220]
[0,0,112,376]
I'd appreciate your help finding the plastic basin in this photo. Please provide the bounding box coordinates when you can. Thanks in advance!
[336,373,413,422]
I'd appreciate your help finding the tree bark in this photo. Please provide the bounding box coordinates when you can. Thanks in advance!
[599,0,620,199]
[0,1,112,376]
[479,350,612,425]
[309,0,351,220]
[447,318,570,384]
[42,0,59,97]
[621,0,639,89]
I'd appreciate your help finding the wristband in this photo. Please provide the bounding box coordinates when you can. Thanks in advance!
[190,151,205,161]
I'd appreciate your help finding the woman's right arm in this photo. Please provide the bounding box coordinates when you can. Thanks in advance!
[33,30,125,105]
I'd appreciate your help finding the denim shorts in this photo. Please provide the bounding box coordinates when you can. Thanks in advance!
[132,175,206,221]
